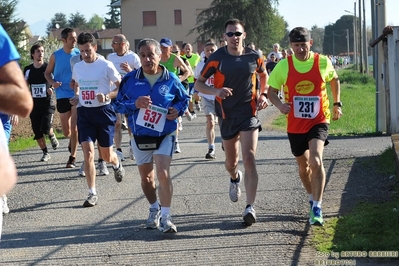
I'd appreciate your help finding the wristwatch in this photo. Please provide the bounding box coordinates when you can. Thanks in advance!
[333,101,342,107]
[105,94,110,101]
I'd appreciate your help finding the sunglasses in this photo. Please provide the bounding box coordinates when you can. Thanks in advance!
[171,51,179,54]
[225,32,243,37]
[112,41,120,45]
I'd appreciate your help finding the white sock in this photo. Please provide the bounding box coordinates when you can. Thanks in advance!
[313,200,322,208]
[150,201,159,210]
[161,207,170,217]
[112,161,120,170]
[89,188,97,195]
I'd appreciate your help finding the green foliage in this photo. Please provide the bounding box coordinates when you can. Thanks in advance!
[310,25,324,53]
[323,15,353,55]
[189,0,283,51]
[0,0,29,57]
[104,0,121,29]
[46,13,68,35]
[87,14,105,30]
[68,12,87,28]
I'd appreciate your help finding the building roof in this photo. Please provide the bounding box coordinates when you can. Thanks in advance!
[49,28,121,40]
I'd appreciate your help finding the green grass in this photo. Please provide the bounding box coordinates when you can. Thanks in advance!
[9,131,64,153]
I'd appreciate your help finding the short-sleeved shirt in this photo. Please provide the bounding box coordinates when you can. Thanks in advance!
[200,46,265,119]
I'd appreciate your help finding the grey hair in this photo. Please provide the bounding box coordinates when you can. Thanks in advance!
[137,38,161,55]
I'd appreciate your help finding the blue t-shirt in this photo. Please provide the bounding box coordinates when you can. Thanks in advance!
[53,47,80,99]
[0,24,20,67]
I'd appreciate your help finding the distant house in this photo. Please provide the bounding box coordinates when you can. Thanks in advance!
[118,0,213,52]
[48,28,121,57]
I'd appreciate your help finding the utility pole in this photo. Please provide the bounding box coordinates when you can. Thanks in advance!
[332,31,335,56]
[363,0,369,73]
[358,0,364,73]
[354,1,358,70]
[347,29,350,60]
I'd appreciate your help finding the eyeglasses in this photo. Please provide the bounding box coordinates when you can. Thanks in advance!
[171,51,179,54]
[225,32,243,37]
[112,41,120,45]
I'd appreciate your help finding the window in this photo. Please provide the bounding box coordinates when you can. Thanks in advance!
[174,10,182,25]
[143,11,156,26]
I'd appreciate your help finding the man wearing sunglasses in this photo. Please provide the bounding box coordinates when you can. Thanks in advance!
[195,18,269,226]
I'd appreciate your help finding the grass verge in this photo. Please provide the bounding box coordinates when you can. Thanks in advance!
[9,130,64,153]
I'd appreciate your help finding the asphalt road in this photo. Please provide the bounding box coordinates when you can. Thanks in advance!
[1,106,397,266]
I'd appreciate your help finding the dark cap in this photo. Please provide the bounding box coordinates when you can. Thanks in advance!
[289,27,311,43]
[160,38,172,47]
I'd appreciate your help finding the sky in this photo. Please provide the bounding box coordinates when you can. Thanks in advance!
[16,0,399,37]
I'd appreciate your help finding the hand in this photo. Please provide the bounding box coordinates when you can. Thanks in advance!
[120,62,131,73]
[96,93,107,103]
[278,102,292,114]
[47,87,54,95]
[69,96,79,106]
[216,87,233,99]
[52,81,62,89]
[166,107,179,120]
[333,106,342,120]
[256,95,269,110]
[135,95,152,109]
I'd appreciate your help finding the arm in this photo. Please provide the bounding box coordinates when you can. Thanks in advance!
[195,75,233,99]
[257,71,269,110]
[330,76,342,120]
[0,61,33,117]
[174,56,191,82]
[44,53,61,88]
[267,85,291,114]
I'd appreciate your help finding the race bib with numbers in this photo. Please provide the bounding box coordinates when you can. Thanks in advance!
[136,105,168,132]
[293,96,320,119]
[80,87,98,107]
[31,84,46,98]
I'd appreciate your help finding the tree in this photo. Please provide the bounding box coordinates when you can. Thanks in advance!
[323,15,353,56]
[68,12,87,29]
[46,13,68,35]
[87,14,105,30]
[310,25,324,54]
[0,0,29,65]
[104,0,121,29]
[188,0,284,52]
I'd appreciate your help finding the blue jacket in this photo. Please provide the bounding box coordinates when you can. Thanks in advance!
[114,65,189,137]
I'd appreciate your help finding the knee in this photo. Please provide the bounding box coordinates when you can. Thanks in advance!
[309,156,322,171]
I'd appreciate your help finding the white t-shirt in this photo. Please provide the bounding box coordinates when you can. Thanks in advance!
[107,51,141,78]
[194,60,215,100]
[0,119,7,239]
[72,57,121,108]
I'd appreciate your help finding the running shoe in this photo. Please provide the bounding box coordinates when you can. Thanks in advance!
[159,214,177,233]
[66,156,76,168]
[146,207,161,229]
[40,152,51,162]
[113,159,125,182]
[98,160,109,176]
[78,162,85,177]
[309,206,324,226]
[185,111,193,121]
[83,193,98,207]
[243,205,256,226]
[195,102,201,112]
[116,150,126,162]
[49,135,59,150]
[2,195,9,214]
[205,148,216,159]
[229,170,242,202]
[174,142,181,153]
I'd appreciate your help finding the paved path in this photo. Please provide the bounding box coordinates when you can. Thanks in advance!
[1,107,397,265]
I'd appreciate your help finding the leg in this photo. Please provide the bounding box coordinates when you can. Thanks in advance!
[153,154,173,207]
[295,150,312,194]
[239,129,259,206]
[69,106,78,158]
[308,139,326,202]
[137,162,157,205]
[81,141,98,207]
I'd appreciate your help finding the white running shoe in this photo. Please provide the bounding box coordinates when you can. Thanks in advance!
[229,170,242,202]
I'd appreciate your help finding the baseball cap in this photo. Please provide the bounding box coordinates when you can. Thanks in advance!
[160,38,172,47]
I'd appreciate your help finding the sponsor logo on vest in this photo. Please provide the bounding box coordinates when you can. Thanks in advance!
[295,80,314,94]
